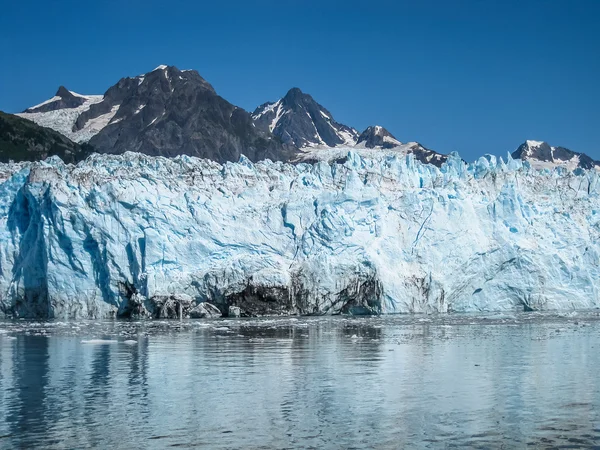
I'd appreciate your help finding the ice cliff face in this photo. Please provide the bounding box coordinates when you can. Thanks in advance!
[0,149,599,318]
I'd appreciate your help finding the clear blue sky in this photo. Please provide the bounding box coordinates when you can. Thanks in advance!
[1,0,599,161]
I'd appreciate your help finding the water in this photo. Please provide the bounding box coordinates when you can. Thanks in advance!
[1,312,600,449]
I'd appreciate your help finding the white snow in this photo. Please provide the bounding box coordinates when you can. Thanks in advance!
[252,100,280,121]
[153,65,168,71]
[269,101,286,132]
[336,128,360,147]
[77,105,121,136]
[383,135,402,146]
[526,154,582,172]
[526,140,545,147]
[134,104,146,115]
[68,90,91,98]
[17,95,105,143]
[1,150,598,319]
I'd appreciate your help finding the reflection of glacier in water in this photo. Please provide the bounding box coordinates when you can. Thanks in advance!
[1,150,600,318]
[1,312,600,448]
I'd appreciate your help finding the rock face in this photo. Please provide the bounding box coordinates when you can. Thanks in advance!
[252,88,359,148]
[512,140,600,170]
[0,111,92,163]
[0,150,599,319]
[83,65,294,163]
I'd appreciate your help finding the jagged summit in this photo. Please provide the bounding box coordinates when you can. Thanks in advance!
[512,140,600,170]
[252,87,359,148]
[55,86,75,98]
[356,125,402,149]
[23,85,90,113]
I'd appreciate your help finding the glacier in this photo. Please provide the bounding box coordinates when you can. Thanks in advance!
[0,149,599,319]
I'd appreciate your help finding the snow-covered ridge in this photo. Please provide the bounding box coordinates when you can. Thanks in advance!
[1,149,599,319]
[17,93,106,143]
[27,95,62,111]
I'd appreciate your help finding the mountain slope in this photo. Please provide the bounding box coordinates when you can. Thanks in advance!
[512,140,600,170]
[0,111,92,163]
[252,88,359,148]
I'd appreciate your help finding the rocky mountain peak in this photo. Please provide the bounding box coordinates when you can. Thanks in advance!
[56,85,75,98]
[252,88,359,148]
[356,125,401,149]
[67,65,292,162]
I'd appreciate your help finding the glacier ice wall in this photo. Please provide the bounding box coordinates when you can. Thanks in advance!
[0,150,599,318]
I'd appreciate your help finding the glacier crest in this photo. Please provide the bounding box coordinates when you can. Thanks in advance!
[0,149,599,318]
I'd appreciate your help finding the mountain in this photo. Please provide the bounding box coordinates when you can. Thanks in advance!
[17,67,450,167]
[252,88,359,148]
[512,140,600,170]
[0,111,92,163]
[1,151,599,318]
[251,91,447,166]
[19,65,294,163]
[18,68,597,171]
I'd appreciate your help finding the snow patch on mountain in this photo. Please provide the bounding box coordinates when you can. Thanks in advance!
[17,94,105,143]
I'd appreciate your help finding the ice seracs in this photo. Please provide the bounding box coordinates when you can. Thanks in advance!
[0,149,599,319]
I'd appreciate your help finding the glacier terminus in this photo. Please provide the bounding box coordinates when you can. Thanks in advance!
[0,147,599,319]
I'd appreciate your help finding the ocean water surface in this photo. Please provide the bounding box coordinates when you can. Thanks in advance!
[1,312,599,449]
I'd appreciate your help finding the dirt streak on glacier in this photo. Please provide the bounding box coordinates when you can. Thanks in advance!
[0,149,598,319]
